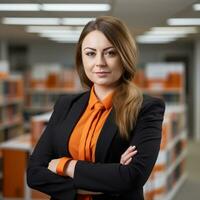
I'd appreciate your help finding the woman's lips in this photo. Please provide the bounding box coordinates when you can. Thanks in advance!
[95,71,111,76]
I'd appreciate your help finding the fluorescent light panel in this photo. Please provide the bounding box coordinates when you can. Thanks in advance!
[62,18,95,25]
[42,4,110,11]
[39,33,80,38]
[136,37,175,44]
[149,27,197,34]
[193,4,200,11]
[26,26,83,32]
[2,17,60,25]
[50,38,78,43]
[167,18,200,26]
[37,30,81,35]
[0,4,40,11]
[137,35,179,40]
[0,3,110,12]
[3,17,94,25]
[145,32,187,37]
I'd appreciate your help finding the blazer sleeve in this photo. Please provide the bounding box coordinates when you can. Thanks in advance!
[26,96,76,200]
[73,97,165,194]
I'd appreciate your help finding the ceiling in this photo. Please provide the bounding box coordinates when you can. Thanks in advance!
[0,0,200,43]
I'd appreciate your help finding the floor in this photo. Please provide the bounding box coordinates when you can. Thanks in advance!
[174,140,200,200]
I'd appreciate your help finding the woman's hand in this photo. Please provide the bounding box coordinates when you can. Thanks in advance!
[120,146,137,165]
[48,158,61,174]
[48,158,77,178]
[64,160,77,178]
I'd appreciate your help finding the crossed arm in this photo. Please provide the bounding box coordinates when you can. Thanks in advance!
[48,146,137,194]
[27,96,165,198]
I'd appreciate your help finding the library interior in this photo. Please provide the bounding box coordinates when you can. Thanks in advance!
[0,0,200,200]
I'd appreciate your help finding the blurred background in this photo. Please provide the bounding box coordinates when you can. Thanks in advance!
[0,0,200,199]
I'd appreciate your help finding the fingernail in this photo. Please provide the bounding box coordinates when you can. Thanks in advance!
[131,146,136,148]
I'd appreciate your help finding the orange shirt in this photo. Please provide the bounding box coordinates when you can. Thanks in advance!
[57,87,113,200]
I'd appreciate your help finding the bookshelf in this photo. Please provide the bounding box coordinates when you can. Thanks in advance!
[0,74,25,194]
[0,75,24,141]
[0,62,187,199]
[24,67,82,120]
[137,62,188,200]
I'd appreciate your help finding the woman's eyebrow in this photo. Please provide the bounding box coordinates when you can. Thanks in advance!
[103,46,115,51]
[83,47,96,51]
[83,46,114,51]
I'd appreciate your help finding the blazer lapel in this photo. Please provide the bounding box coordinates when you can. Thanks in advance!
[58,90,118,161]
[95,109,118,162]
[58,91,90,155]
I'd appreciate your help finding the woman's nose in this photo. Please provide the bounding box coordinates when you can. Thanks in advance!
[95,54,106,67]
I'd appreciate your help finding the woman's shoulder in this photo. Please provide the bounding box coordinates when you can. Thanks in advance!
[141,94,165,112]
[58,91,87,104]
[58,90,89,105]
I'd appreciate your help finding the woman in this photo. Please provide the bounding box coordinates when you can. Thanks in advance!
[27,16,165,200]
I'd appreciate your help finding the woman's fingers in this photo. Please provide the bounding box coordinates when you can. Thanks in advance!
[120,146,137,165]
[121,150,137,164]
[121,146,135,158]
[124,157,132,165]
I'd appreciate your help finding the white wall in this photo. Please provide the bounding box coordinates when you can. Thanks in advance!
[28,41,76,68]
[138,42,193,64]
[0,40,8,60]
[194,39,200,140]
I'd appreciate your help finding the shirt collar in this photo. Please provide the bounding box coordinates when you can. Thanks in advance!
[88,87,113,110]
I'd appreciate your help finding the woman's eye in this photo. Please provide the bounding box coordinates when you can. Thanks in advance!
[105,51,116,57]
[86,52,95,57]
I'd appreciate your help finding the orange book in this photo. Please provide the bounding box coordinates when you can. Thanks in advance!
[46,72,60,88]
[31,120,46,146]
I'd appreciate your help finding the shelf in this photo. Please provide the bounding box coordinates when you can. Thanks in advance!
[26,88,82,94]
[24,106,52,113]
[166,149,187,177]
[0,118,23,131]
[165,104,187,113]
[155,146,187,177]
[166,130,187,151]
[143,88,183,94]
[0,97,23,107]
[163,173,187,200]
[0,134,31,151]
[0,74,22,82]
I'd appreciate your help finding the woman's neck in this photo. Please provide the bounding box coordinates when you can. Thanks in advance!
[93,85,116,101]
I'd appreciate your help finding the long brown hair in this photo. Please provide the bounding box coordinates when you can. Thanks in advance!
[76,16,143,139]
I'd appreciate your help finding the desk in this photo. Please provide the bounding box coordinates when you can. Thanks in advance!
[0,134,48,199]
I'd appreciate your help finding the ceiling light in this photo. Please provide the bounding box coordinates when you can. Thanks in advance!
[193,4,200,11]
[62,18,95,25]
[39,33,80,38]
[26,26,83,33]
[42,4,110,11]
[136,36,175,44]
[2,17,60,25]
[50,37,78,43]
[137,39,175,44]
[0,4,40,11]
[167,18,200,26]
[145,32,187,37]
[0,3,111,12]
[37,30,81,35]
[149,27,197,34]
[137,35,181,39]
[3,17,94,26]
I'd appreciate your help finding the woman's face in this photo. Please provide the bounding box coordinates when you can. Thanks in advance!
[81,30,123,90]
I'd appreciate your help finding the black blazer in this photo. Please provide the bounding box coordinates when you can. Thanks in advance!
[27,91,165,200]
